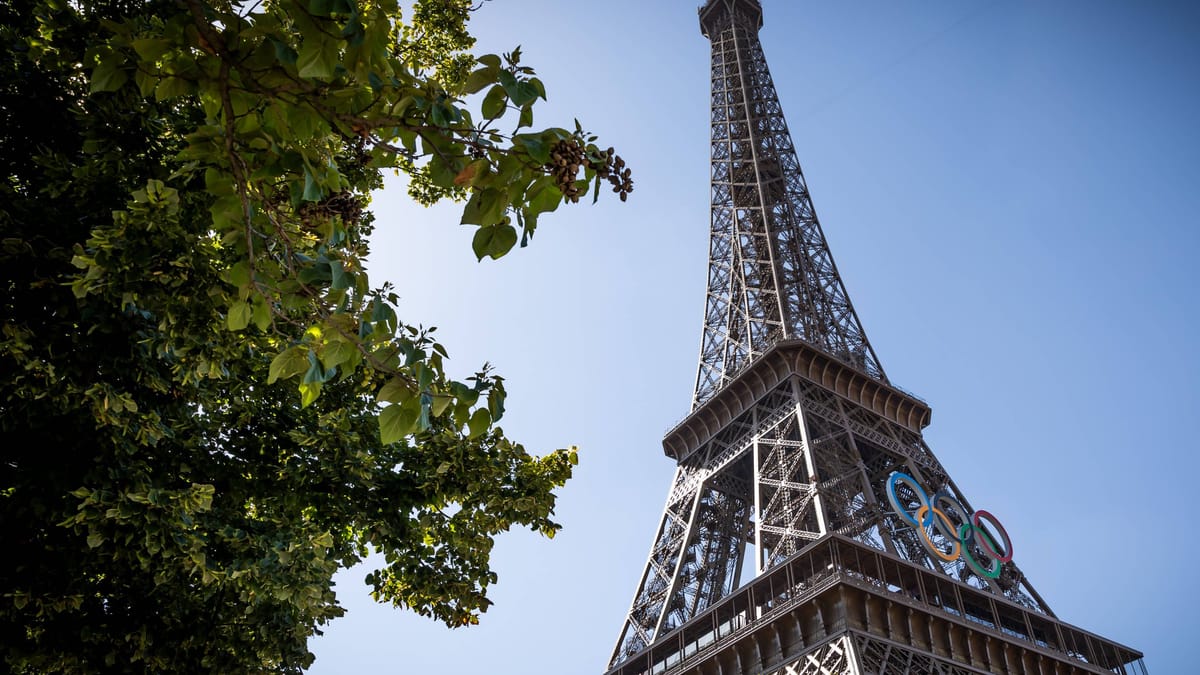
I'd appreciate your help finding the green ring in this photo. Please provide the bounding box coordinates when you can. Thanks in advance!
[958,523,1001,579]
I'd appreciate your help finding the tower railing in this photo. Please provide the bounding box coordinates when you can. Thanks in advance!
[605,536,1146,675]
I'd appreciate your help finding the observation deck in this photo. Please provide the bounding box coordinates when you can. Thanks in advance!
[603,535,1147,675]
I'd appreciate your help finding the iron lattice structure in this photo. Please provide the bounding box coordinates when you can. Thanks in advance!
[692,0,883,408]
[605,2,1146,674]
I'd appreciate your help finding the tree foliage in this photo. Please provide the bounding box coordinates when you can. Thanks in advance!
[0,0,630,671]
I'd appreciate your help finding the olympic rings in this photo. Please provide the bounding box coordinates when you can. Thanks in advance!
[885,472,1014,579]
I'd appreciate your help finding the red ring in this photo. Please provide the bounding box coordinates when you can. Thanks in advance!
[971,510,1013,563]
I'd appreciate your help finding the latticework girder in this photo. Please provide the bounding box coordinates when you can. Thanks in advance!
[606,1,1145,674]
[694,0,884,409]
[608,352,1056,669]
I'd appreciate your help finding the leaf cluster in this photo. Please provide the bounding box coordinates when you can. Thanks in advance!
[0,0,616,670]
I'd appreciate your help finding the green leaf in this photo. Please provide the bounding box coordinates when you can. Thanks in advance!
[330,260,351,291]
[131,38,171,61]
[424,153,459,189]
[87,533,104,549]
[481,85,507,120]
[377,376,414,404]
[371,299,397,333]
[463,67,496,95]
[478,54,502,69]
[268,346,309,384]
[227,261,251,288]
[227,302,252,331]
[135,69,157,97]
[450,381,480,408]
[320,338,356,369]
[528,77,547,101]
[286,104,324,140]
[430,393,453,417]
[418,397,431,432]
[514,134,550,164]
[497,70,518,96]
[509,81,539,108]
[297,38,338,80]
[90,54,128,93]
[487,387,506,420]
[270,36,298,65]
[299,381,321,407]
[303,169,323,202]
[526,178,562,215]
[414,362,433,391]
[471,223,518,261]
[342,15,365,46]
[155,76,192,101]
[205,168,235,196]
[460,188,505,227]
[313,530,334,548]
[302,351,333,385]
[252,298,272,331]
[467,408,491,439]
[379,403,419,444]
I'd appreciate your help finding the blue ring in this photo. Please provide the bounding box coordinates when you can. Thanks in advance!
[886,472,930,529]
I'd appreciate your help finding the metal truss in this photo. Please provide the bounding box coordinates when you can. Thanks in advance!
[769,632,989,675]
[694,0,884,409]
[764,633,985,675]
[608,367,1053,669]
[607,1,1143,673]
[849,633,985,675]
[768,635,856,675]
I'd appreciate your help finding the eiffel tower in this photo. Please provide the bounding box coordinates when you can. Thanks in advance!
[604,2,1146,674]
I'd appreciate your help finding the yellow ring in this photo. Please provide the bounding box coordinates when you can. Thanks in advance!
[915,505,961,562]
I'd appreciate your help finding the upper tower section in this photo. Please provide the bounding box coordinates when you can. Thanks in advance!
[692,0,887,408]
[699,0,762,37]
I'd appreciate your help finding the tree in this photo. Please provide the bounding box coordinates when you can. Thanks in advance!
[0,0,631,671]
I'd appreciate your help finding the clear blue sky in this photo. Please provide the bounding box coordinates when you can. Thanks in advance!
[310,1,1199,672]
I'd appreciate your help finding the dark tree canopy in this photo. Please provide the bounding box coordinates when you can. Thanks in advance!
[0,0,629,671]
